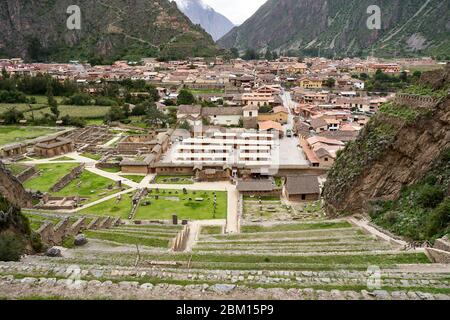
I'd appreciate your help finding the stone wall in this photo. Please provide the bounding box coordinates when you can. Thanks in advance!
[37,216,122,246]
[434,237,450,252]
[394,93,438,109]
[50,164,85,193]
[16,166,37,183]
[425,248,450,263]
[171,225,190,252]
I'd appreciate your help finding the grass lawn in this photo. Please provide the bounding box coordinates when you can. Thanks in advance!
[100,167,121,173]
[79,194,134,218]
[154,175,193,184]
[135,189,227,220]
[0,126,59,146]
[200,226,223,235]
[55,170,126,202]
[6,163,28,176]
[50,156,75,161]
[81,152,102,161]
[84,230,171,248]
[122,175,145,183]
[241,222,352,233]
[23,163,80,192]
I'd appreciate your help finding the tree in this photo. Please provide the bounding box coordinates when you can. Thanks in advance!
[47,83,59,118]
[1,67,9,79]
[2,107,24,124]
[242,48,259,60]
[144,102,168,127]
[230,48,239,59]
[325,77,336,88]
[179,120,192,131]
[177,89,195,105]
[104,106,127,123]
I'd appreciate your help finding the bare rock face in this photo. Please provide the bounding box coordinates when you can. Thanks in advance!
[324,66,450,215]
[0,161,32,208]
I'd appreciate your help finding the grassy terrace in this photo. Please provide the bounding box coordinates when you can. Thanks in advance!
[6,163,28,176]
[84,224,182,248]
[135,190,227,220]
[121,175,145,183]
[54,170,126,202]
[79,189,227,220]
[23,163,80,192]
[241,221,352,233]
[58,251,430,271]
[0,126,59,146]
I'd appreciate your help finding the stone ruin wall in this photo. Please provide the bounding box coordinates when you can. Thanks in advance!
[0,161,32,208]
[50,164,85,193]
[394,93,439,109]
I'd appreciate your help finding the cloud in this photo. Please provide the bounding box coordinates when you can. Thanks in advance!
[202,0,267,25]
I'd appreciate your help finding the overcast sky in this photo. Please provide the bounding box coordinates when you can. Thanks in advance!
[203,0,267,25]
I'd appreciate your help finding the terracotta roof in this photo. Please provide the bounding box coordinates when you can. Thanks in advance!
[285,175,320,195]
[310,118,328,129]
[272,106,288,114]
[258,120,283,131]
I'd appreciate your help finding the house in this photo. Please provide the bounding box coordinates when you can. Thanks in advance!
[242,105,259,129]
[236,179,279,197]
[310,118,328,133]
[258,121,284,138]
[241,92,276,107]
[283,175,321,202]
[34,137,74,158]
[201,107,243,126]
[298,76,325,89]
[177,105,202,126]
[257,106,289,124]
[286,63,308,74]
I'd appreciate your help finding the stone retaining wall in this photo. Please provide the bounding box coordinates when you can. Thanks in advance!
[394,93,438,109]
[17,166,37,183]
[50,164,85,193]
[171,225,190,252]
[434,238,450,252]
[37,216,122,246]
[425,248,450,263]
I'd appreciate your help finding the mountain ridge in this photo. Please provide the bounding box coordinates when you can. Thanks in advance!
[0,0,222,62]
[218,0,450,58]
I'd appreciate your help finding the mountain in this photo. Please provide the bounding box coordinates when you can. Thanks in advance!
[171,0,235,41]
[0,0,222,63]
[323,65,450,241]
[218,0,450,58]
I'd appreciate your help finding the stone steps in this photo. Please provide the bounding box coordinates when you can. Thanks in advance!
[1,275,448,300]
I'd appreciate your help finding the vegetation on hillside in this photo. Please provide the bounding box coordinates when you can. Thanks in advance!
[369,149,450,242]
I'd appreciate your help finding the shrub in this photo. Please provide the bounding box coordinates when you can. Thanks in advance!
[426,198,450,239]
[415,184,444,208]
[0,233,25,261]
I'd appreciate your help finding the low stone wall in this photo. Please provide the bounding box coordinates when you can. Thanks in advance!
[434,238,450,252]
[17,166,37,183]
[425,248,450,263]
[171,225,190,252]
[37,216,122,246]
[50,164,85,193]
[394,93,438,109]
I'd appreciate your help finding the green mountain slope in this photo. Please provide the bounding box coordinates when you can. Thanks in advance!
[218,0,450,58]
[0,0,221,62]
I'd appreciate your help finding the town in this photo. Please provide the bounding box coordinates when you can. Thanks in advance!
[0,54,449,300]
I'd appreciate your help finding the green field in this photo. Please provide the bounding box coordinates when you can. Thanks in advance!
[23,163,80,192]
[55,170,125,202]
[122,175,145,183]
[80,189,227,220]
[0,126,59,146]
[135,189,227,220]
[31,105,110,119]
[6,163,29,175]
[79,193,134,218]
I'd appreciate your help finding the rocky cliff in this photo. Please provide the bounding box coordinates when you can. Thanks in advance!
[323,66,450,240]
[218,0,450,58]
[0,162,40,259]
[0,0,221,62]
